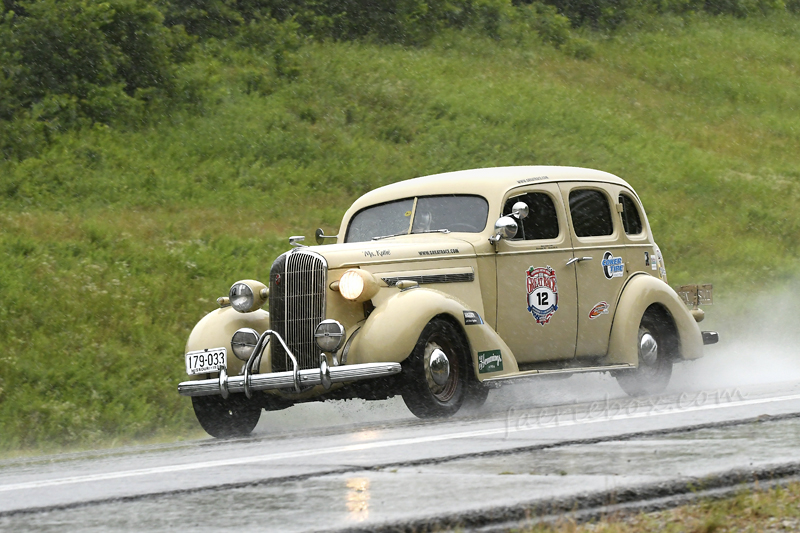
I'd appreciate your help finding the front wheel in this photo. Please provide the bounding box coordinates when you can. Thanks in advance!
[192,394,261,438]
[615,313,673,397]
[401,318,468,418]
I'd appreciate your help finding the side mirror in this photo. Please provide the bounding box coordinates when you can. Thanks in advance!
[315,228,338,245]
[512,201,529,220]
[489,216,518,244]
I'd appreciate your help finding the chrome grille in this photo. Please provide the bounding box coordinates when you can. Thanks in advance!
[270,250,327,372]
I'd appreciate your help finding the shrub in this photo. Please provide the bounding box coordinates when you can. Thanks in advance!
[704,0,785,16]
[229,0,513,44]
[511,2,595,57]
[237,15,303,78]
[436,0,514,38]
[0,0,191,159]
[564,35,595,57]
[516,0,786,29]
[516,2,572,46]
[522,0,636,28]
[156,0,243,38]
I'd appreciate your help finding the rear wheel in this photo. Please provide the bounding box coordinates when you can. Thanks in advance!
[192,393,262,438]
[401,318,468,418]
[616,312,673,397]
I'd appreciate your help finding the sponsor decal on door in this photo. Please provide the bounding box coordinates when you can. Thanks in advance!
[602,251,624,279]
[526,266,559,326]
[589,301,609,319]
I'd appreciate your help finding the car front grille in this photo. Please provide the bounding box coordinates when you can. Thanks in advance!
[269,250,327,372]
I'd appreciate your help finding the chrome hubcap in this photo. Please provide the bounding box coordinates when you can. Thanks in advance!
[428,348,451,386]
[639,332,658,366]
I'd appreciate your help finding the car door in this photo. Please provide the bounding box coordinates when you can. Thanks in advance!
[495,184,578,363]
[559,182,629,359]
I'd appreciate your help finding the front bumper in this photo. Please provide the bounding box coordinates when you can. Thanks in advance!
[178,329,401,398]
[178,361,402,397]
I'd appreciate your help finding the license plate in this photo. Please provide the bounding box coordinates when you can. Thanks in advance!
[185,347,227,376]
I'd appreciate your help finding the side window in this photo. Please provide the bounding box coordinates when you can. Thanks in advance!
[502,192,559,240]
[619,193,643,235]
[569,189,613,237]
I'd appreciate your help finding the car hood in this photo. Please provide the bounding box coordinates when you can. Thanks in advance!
[301,235,478,270]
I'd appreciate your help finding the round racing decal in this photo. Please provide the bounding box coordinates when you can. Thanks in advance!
[526,266,559,326]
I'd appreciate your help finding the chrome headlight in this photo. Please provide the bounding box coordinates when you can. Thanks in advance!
[229,280,268,313]
[337,269,380,302]
[231,328,259,361]
[314,319,346,353]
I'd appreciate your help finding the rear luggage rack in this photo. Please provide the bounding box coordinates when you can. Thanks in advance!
[677,284,713,308]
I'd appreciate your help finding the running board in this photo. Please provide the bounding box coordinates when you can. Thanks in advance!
[482,363,634,386]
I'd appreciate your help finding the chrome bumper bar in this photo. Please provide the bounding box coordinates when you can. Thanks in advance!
[177,361,402,397]
[178,329,401,398]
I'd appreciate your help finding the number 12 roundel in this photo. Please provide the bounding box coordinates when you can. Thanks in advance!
[526,266,559,326]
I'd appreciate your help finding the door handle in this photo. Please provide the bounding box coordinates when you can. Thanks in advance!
[566,256,593,267]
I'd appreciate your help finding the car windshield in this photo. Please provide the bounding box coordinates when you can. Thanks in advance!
[345,195,489,243]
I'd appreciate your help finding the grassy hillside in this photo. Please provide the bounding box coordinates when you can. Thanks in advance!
[1,13,799,451]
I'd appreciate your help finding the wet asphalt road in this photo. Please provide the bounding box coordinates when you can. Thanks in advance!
[2,346,800,532]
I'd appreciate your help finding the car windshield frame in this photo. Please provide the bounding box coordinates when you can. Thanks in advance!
[345,194,490,243]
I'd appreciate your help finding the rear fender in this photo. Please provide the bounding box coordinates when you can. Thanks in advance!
[607,274,703,366]
[346,287,518,380]
[185,307,270,377]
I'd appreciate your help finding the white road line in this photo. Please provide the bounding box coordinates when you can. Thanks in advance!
[3,393,800,493]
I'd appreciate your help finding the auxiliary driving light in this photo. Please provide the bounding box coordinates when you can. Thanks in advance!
[231,328,260,361]
[314,319,346,353]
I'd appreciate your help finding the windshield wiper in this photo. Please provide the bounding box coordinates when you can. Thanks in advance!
[372,228,451,240]
[372,231,409,241]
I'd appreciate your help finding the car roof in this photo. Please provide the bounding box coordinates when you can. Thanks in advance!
[346,166,634,212]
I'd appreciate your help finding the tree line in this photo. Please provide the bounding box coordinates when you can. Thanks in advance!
[1,0,795,160]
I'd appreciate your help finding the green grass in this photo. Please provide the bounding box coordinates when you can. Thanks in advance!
[519,481,800,532]
[1,13,799,451]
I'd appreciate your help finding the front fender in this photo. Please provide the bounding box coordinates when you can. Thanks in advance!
[346,288,517,380]
[185,307,270,377]
[607,274,703,366]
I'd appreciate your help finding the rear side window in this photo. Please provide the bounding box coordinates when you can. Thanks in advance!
[569,189,613,237]
[503,192,559,240]
[619,194,643,235]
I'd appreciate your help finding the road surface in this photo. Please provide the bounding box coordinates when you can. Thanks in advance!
[3,347,800,532]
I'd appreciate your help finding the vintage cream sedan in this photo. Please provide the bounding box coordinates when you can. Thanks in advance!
[178,166,718,438]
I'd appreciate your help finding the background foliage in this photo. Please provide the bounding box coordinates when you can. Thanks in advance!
[0,1,798,451]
